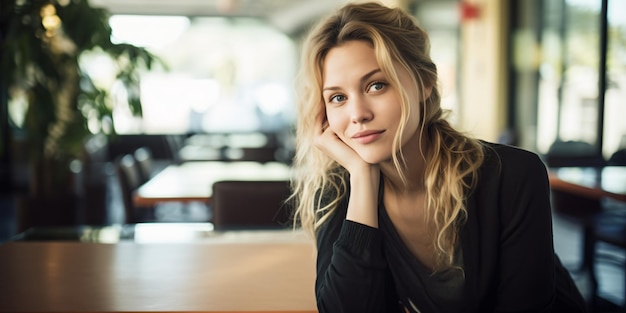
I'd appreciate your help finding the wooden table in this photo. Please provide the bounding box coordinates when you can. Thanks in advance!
[133,161,292,207]
[0,232,317,312]
[548,166,626,202]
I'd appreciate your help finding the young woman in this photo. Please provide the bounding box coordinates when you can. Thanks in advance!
[290,2,587,313]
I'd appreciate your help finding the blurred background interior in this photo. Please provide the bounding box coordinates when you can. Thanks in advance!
[1,0,625,311]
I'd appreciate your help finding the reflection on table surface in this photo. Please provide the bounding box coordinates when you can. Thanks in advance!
[1,227,317,313]
[11,223,309,244]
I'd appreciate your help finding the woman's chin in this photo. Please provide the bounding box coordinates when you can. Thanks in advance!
[357,151,392,165]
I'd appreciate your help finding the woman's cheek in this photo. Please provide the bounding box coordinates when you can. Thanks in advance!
[327,117,344,139]
[325,113,336,129]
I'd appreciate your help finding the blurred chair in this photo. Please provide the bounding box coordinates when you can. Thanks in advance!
[586,146,626,310]
[164,134,185,165]
[133,146,170,183]
[133,147,154,184]
[115,154,155,223]
[115,154,211,224]
[211,180,292,231]
[545,140,605,167]
[607,148,626,166]
[546,140,607,272]
[80,134,110,225]
[547,143,626,310]
[588,199,626,310]
[551,188,603,271]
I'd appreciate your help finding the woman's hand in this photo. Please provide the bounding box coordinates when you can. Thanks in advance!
[314,111,380,227]
[314,114,369,174]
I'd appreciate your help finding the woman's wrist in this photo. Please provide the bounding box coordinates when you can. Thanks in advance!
[349,164,380,190]
[345,164,380,228]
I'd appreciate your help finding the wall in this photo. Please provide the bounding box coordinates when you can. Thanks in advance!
[458,0,509,142]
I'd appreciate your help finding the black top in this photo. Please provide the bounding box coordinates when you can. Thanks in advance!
[314,142,587,313]
[379,197,465,312]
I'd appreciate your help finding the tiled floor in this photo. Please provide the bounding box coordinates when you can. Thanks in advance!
[552,211,625,311]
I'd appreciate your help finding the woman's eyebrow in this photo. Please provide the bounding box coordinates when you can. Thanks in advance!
[322,68,382,92]
[360,68,383,85]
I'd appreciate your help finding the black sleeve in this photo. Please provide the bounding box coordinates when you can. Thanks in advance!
[495,150,557,312]
[314,198,389,313]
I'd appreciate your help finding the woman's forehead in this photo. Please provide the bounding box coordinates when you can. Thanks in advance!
[321,41,381,81]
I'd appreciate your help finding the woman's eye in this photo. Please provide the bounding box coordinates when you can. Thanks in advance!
[368,82,386,92]
[329,94,346,103]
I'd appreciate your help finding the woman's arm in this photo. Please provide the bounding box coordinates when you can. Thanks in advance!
[314,115,380,227]
[313,113,393,312]
[315,201,391,313]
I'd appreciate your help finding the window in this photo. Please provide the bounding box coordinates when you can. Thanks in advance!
[85,15,297,134]
[537,0,602,153]
[511,0,626,160]
[415,1,461,125]
[604,0,626,157]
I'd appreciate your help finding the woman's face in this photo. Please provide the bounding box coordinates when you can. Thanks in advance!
[321,40,422,164]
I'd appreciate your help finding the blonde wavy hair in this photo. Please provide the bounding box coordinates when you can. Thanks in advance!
[290,1,485,269]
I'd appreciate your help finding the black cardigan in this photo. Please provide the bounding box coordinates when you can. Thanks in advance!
[314,142,587,313]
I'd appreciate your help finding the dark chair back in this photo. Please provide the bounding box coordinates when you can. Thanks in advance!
[165,135,184,164]
[545,140,606,167]
[608,148,626,166]
[133,147,153,184]
[211,180,292,230]
[115,154,142,223]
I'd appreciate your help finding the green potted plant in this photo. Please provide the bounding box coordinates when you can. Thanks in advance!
[1,0,161,228]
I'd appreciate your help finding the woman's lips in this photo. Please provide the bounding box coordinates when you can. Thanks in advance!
[352,130,385,144]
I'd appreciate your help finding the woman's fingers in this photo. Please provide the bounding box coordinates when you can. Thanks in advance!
[315,127,364,171]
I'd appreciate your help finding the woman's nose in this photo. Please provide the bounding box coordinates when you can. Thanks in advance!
[349,97,373,124]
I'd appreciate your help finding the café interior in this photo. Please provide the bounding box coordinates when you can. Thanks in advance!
[0,0,625,312]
